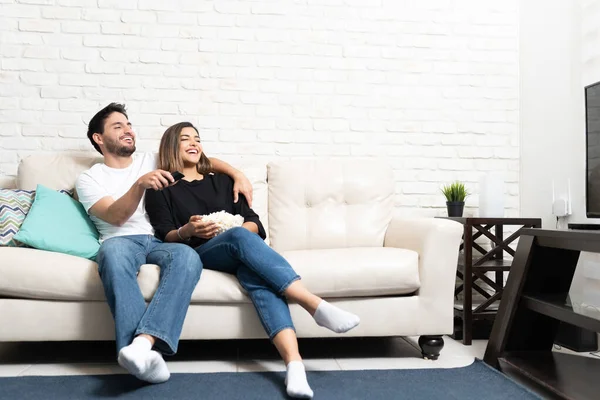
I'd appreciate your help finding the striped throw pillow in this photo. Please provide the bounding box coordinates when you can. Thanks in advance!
[0,189,35,247]
[0,188,73,247]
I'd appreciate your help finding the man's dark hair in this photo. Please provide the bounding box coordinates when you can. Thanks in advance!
[87,103,128,155]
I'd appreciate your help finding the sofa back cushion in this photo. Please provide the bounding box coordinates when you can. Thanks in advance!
[267,159,394,252]
[227,161,269,243]
[18,154,102,192]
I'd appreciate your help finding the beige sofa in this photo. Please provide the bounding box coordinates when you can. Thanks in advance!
[0,154,463,359]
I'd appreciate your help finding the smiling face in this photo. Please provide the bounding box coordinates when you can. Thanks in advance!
[95,112,136,157]
[157,122,212,175]
[179,127,203,166]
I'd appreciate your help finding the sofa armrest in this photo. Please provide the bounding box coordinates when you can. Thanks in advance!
[384,217,463,301]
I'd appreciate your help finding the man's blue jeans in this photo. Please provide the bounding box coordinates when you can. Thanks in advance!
[195,227,300,339]
[97,235,202,355]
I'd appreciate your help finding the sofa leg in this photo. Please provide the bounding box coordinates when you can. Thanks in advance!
[418,335,444,360]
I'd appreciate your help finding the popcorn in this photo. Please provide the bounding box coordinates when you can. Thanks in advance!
[201,211,244,236]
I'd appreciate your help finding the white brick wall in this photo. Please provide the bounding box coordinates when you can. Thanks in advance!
[0,0,519,216]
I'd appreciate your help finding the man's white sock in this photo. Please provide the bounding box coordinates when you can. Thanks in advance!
[313,300,360,333]
[286,361,313,399]
[117,336,170,384]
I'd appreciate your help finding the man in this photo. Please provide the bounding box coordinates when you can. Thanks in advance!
[76,103,253,384]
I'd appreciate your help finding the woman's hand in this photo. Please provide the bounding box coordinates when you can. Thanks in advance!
[233,172,253,207]
[182,215,220,239]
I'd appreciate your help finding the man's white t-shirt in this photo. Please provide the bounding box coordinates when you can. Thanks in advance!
[76,152,158,242]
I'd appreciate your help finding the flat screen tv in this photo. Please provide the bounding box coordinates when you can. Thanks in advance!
[586,81,600,218]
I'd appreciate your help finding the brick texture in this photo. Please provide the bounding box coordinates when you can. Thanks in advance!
[0,0,519,216]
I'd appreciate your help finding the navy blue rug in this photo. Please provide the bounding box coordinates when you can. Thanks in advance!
[0,360,539,400]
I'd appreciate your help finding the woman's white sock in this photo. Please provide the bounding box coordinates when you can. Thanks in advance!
[286,361,313,399]
[313,300,360,333]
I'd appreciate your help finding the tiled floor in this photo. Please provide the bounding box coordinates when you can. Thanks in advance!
[0,336,488,377]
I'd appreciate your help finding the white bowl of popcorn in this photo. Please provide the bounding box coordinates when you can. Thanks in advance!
[202,211,244,236]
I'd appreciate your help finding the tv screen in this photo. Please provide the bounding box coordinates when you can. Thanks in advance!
[587,81,600,218]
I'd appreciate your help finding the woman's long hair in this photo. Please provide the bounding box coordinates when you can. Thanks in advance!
[157,122,212,175]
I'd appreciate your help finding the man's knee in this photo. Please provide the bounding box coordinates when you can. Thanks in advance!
[97,238,136,275]
[98,237,134,257]
[173,245,203,279]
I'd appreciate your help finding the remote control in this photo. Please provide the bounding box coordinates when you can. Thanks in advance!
[171,171,184,182]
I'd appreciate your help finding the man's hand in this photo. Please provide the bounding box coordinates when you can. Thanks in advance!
[137,170,174,191]
[208,158,254,206]
[233,173,253,207]
[182,215,219,239]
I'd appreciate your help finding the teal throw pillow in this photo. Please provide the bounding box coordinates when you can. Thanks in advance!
[14,184,100,260]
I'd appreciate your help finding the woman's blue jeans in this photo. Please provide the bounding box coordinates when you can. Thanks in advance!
[195,227,300,339]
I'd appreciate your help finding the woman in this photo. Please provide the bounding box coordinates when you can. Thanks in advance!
[145,122,360,399]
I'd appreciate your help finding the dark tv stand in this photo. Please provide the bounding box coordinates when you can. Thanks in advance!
[568,223,600,230]
[484,229,600,399]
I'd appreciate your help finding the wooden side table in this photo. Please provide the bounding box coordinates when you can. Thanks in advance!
[484,229,600,399]
[439,217,542,345]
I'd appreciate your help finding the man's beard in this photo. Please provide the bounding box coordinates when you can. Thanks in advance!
[104,137,136,157]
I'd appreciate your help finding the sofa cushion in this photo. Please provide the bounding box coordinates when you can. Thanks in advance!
[0,246,419,302]
[228,162,269,243]
[267,160,395,252]
[281,247,420,297]
[14,185,101,260]
[0,247,105,300]
[0,188,75,247]
[17,155,102,192]
[0,189,35,247]
[0,247,248,303]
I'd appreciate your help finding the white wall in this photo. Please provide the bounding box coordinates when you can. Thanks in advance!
[583,0,600,85]
[521,0,600,346]
[519,0,584,229]
[574,0,600,329]
[0,0,519,216]
[520,0,600,228]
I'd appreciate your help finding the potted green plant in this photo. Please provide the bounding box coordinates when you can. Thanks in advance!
[441,181,469,217]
